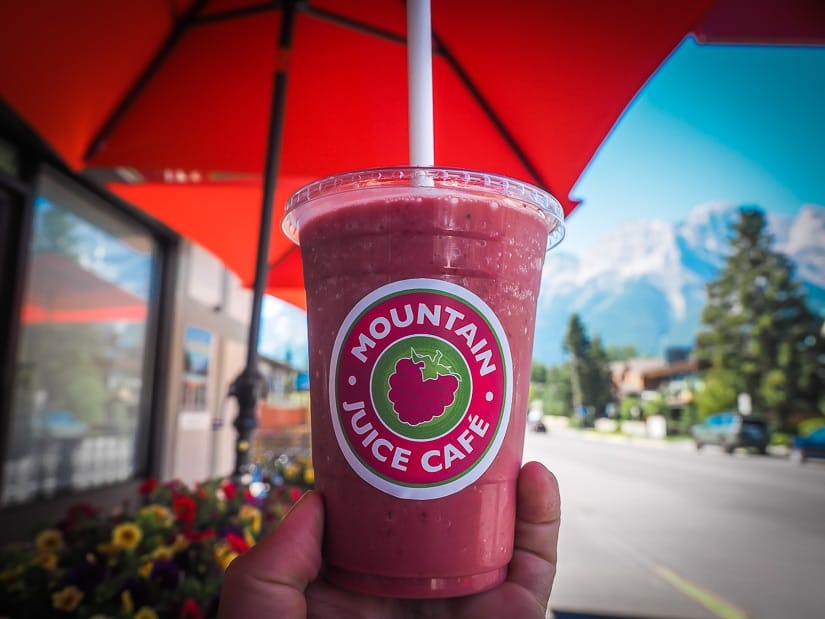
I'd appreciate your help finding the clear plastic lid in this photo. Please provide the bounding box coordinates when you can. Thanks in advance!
[282,167,566,250]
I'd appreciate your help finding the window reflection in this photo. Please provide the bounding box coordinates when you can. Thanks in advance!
[3,171,157,505]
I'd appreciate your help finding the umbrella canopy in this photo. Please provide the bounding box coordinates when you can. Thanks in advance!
[21,252,148,324]
[0,0,726,308]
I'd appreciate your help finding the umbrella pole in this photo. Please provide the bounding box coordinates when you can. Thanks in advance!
[231,0,297,481]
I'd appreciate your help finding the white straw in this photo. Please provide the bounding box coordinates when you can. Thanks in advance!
[407,0,434,169]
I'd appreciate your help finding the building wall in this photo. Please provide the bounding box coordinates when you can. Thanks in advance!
[162,244,252,485]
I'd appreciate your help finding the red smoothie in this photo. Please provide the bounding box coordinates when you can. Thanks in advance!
[283,168,563,598]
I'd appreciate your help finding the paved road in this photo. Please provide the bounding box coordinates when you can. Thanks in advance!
[522,429,825,619]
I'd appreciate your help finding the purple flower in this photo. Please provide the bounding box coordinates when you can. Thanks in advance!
[218,525,244,540]
[62,560,105,593]
[150,559,180,589]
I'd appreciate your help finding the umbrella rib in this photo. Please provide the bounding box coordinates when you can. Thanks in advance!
[192,2,408,46]
[83,0,210,164]
[431,31,555,197]
[305,6,406,45]
[193,1,280,25]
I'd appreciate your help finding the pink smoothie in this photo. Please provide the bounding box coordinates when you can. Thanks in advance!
[286,169,562,598]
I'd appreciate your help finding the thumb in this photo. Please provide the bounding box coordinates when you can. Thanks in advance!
[219,490,324,619]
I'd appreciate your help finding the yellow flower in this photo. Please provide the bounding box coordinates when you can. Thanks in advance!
[171,533,189,553]
[213,541,238,571]
[303,466,315,485]
[139,504,174,527]
[151,546,174,560]
[52,586,84,612]
[217,550,239,571]
[112,522,143,550]
[35,528,64,553]
[283,462,301,481]
[138,561,153,578]
[0,567,22,585]
[238,504,261,534]
[244,528,256,548]
[30,551,59,571]
[121,590,134,612]
[134,607,159,619]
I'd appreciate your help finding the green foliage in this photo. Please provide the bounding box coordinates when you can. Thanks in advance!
[619,396,641,421]
[531,361,548,384]
[695,207,825,422]
[797,416,825,438]
[641,392,668,417]
[0,474,312,619]
[695,368,738,420]
[606,344,639,362]
[542,364,574,416]
[562,314,616,417]
[530,362,573,417]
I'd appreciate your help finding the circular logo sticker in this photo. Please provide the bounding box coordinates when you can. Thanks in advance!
[329,278,512,500]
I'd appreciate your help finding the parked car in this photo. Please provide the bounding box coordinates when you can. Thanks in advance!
[691,411,770,454]
[789,427,825,464]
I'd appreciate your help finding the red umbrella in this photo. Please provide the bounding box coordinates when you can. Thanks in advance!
[3,0,821,474]
[2,1,822,306]
[1,0,722,310]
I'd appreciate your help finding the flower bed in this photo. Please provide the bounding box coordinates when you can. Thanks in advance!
[0,455,314,619]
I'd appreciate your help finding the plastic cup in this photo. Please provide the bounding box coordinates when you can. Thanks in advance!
[282,167,564,598]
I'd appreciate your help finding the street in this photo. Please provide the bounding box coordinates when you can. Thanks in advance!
[522,429,825,619]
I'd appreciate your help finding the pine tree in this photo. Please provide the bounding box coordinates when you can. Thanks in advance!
[696,207,825,423]
[563,314,587,414]
[562,314,616,418]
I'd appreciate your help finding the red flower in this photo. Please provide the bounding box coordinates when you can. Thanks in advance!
[138,478,159,496]
[289,487,303,503]
[173,494,197,527]
[225,532,249,554]
[183,528,215,542]
[221,480,237,500]
[180,597,203,619]
[66,502,100,521]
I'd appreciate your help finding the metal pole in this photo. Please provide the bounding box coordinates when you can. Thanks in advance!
[232,0,297,480]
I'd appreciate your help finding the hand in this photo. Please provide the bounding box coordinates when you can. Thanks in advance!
[219,461,561,618]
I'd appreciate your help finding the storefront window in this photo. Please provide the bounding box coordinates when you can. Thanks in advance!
[2,170,158,505]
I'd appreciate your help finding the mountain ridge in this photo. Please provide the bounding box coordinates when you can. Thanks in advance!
[533,202,825,365]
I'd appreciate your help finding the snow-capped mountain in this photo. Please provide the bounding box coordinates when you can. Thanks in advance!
[532,203,825,365]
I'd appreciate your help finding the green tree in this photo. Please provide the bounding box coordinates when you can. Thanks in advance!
[694,368,738,420]
[606,344,639,362]
[695,207,825,423]
[562,314,616,418]
[563,314,587,414]
[531,361,548,384]
[542,364,574,417]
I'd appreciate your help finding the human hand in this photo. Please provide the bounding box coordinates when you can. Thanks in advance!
[219,461,561,618]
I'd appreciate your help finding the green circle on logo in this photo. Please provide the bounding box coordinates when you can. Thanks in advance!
[371,336,471,440]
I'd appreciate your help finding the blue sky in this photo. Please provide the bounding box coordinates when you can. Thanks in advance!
[564,36,825,255]
[261,37,825,366]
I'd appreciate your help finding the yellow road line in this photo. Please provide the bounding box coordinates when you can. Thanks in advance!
[655,566,748,619]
